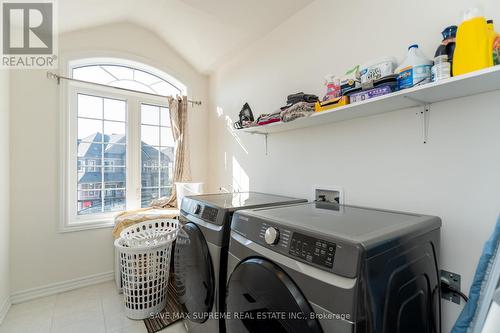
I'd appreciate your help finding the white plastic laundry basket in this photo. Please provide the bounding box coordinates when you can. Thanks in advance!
[120,219,179,248]
[114,219,179,320]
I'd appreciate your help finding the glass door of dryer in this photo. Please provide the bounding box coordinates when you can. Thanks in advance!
[226,257,323,333]
[174,221,215,323]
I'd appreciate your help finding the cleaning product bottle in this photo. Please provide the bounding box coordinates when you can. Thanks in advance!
[494,34,500,65]
[487,20,500,66]
[396,44,433,90]
[487,19,494,32]
[435,26,457,75]
[432,55,451,82]
[453,7,493,75]
[322,74,340,101]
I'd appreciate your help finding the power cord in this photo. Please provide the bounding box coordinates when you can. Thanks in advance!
[315,195,340,203]
[316,195,327,202]
[441,276,469,302]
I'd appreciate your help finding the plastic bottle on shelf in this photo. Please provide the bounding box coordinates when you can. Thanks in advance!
[487,19,494,33]
[322,74,341,101]
[487,20,500,66]
[494,34,500,65]
[431,55,451,82]
[453,7,493,75]
[435,26,457,75]
[396,44,433,90]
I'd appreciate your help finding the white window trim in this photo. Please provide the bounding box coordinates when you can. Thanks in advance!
[60,65,173,233]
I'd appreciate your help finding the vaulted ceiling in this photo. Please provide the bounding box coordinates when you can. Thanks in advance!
[59,0,314,74]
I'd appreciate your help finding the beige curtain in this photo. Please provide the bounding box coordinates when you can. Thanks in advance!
[150,96,191,208]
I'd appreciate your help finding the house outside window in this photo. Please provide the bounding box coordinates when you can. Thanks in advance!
[61,58,186,231]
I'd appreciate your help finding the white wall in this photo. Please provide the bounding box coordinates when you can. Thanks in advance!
[9,22,209,293]
[208,0,500,331]
[0,69,10,319]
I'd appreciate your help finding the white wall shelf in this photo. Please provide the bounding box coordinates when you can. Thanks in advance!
[238,65,500,136]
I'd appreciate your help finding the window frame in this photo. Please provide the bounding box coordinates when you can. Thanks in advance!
[60,58,181,233]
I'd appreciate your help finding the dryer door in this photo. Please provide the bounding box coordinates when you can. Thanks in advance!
[174,222,215,323]
[226,257,323,333]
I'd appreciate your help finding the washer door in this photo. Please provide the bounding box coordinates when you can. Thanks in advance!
[226,257,323,333]
[174,222,215,323]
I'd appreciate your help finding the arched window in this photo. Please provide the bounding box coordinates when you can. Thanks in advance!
[72,63,184,96]
[62,58,185,231]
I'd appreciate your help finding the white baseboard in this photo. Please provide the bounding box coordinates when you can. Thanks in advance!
[10,271,114,305]
[0,295,11,325]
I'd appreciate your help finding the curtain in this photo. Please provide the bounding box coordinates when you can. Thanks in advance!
[151,96,191,208]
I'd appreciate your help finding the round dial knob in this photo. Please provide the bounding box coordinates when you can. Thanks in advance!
[264,227,280,245]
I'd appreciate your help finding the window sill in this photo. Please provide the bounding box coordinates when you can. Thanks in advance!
[59,219,116,233]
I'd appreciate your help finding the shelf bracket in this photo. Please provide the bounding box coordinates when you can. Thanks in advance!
[417,104,431,144]
[404,95,429,106]
[403,96,432,144]
[264,133,268,156]
[247,131,269,155]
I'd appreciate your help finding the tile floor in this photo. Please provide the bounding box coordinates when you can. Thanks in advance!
[0,281,187,333]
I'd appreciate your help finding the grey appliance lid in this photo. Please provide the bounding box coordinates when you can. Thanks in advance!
[236,202,441,248]
[185,192,306,212]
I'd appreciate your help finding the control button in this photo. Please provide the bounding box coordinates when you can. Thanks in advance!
[264,227,280,245]
[194,204,202,215]
[329,246,334,252]
[320,250,326,255]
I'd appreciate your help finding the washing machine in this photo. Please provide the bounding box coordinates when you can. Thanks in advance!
[173,192,306,333]
[226,202,442,333]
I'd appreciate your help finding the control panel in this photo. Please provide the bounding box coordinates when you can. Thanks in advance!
[181,199,221,224]
[289,232,336,269]
[232,213,360,277]
[258,222,291,249]
[257,223,336,269]
[201,206,218,222]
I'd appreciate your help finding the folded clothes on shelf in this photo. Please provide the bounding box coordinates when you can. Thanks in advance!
[256,111,281,125]
[280,101,316,122]
[285,92,319,107]
[281,93,319,111]
[239,100,316,128]
[257,118,281,125]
